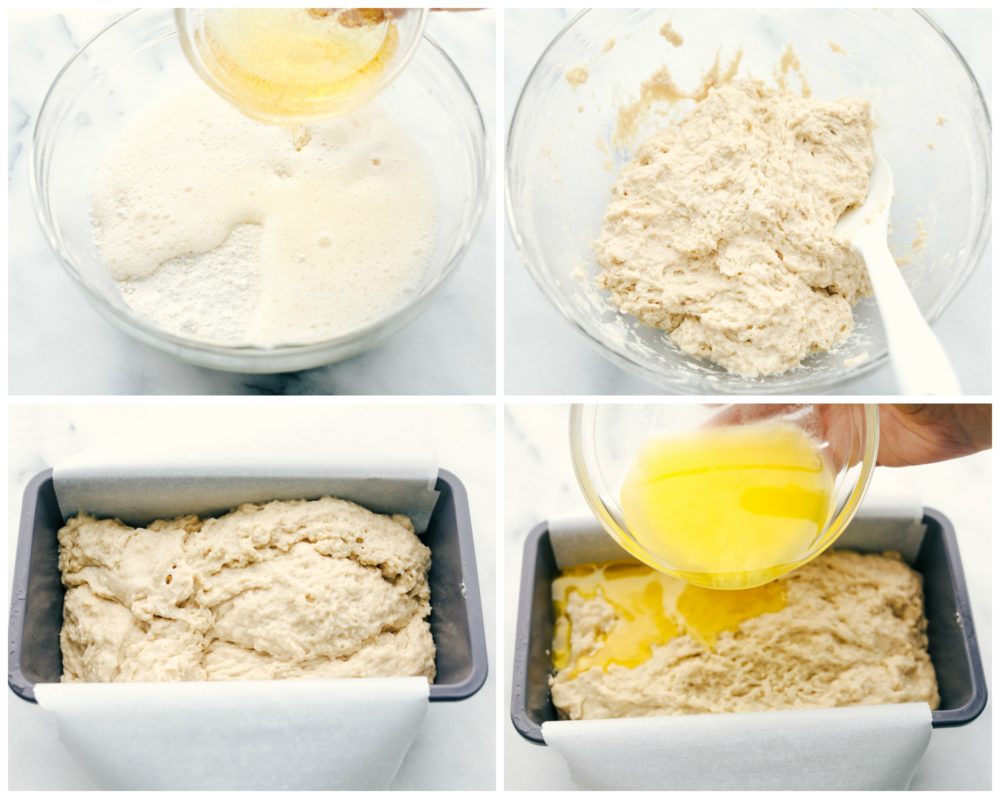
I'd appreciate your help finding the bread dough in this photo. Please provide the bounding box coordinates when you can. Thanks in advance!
[659,21,683,47]
[550,551,939,719]
[595,79,875,377]
[565,66,589,87]
[59,497,435,682]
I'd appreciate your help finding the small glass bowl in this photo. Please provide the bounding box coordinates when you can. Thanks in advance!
[570,404,879,588]
[507,9,991,394]
[31,8,487,374]
[175,8,429,124]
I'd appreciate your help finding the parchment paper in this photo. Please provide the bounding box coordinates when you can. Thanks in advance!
[544,702,932,790]
[543,487,933,789]
[38,430,441,789]
[52,428,440,531]
[36,678,429,789]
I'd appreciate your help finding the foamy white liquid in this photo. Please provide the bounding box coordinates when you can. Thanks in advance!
[90,81,438,347]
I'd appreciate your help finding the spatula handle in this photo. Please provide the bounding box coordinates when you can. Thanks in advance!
[854,230,961,395]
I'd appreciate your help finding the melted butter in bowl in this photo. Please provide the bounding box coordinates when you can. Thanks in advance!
[619,421,835,589]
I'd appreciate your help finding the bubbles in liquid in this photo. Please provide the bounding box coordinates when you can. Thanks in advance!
[91,82,439,345]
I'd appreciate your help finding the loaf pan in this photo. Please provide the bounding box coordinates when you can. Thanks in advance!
[9,468,487,702]
[511,508,987,743]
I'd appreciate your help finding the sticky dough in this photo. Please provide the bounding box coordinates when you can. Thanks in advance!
[58,497,435,682]
[550,550,939,719]
[595,79,875,377]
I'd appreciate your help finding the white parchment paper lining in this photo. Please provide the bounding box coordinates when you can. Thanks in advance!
[37,429,441,789]
[542,486,933,790]
[51,427,441,531]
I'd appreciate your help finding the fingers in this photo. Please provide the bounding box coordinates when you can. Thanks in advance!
[877,404,992,467]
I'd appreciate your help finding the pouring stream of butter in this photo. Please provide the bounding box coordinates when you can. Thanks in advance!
[619,421,835,589]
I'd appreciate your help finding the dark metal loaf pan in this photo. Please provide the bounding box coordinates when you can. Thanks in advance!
[511,508,987,744]
[9,468,487,702]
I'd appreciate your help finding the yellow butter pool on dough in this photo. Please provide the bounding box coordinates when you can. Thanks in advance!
[551,561,787,678]
[549,551,939,720]
[620,421,834,588]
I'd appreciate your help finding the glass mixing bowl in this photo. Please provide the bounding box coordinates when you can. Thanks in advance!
[507,9,991,394]
[175,8,428,124]
[31,9,487,374]
[570,404,879,588]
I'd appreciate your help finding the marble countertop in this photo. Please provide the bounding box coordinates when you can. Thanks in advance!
[7,403,497,789]
[503,405,992,790]
[504,9,992,395]
[8,9,496,396]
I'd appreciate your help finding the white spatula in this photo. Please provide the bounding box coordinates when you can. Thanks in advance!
[835,152,961,395]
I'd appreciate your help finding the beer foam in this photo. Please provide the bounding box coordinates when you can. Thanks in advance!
[90,81,438,347]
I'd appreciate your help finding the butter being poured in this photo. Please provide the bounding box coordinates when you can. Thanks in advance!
[552,560,787,678]
[619,421,835,589]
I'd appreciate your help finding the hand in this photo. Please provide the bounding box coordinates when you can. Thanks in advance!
[874,404,991,466]
[707,404,991,467]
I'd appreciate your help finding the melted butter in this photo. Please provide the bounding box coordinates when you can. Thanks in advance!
[620,421,834,589]
[192,9,400,122]
[552,561,787,677]
[675,582,787,646]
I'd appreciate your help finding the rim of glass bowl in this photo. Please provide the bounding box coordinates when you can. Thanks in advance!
[568,403,881,578]
[506,9,991,394]
[30,9,488,372]
[174,8,430,125]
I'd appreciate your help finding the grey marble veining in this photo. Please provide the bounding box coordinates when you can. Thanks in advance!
[9,9,496,396]
[504,9,992,396]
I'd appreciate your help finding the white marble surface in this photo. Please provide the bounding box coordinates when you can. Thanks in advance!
[8,9,496,396]
[503,405,992,790]
[7,403,496,790]
[504,9,992,396]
